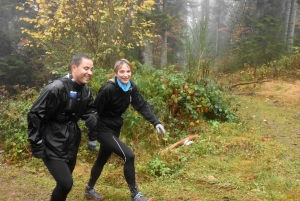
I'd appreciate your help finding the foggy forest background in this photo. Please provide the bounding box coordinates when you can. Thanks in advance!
[0,0,299,96]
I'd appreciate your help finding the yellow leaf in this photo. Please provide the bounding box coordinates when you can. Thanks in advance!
[16,6,23,10]
[190,122,195,127]
[119,52,125,58]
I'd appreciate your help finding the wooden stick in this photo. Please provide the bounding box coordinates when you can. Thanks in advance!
[229,79,271,89]
[159,134,199,154]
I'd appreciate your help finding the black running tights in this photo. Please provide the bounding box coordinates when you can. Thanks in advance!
[88,132,136,192]
[43,157,77,201]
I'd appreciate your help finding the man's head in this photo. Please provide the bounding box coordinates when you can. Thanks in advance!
[70,54,93,85]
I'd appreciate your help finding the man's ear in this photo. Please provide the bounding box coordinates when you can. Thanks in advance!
[71,64,77,72]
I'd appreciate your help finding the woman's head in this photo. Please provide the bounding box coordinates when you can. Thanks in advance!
[114,59,131,73]
[114,59,132,84]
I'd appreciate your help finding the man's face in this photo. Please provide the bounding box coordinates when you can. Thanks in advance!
[72,58,93,85]
[115,63,131,84]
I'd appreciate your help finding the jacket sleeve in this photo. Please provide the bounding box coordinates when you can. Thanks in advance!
[87,84,111,141]
[81,87,97,118]
[130,84,161,127]
[81,88,99,141]
[94,84,110,116]
[27,81,62,144]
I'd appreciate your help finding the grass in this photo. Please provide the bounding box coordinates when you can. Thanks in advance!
[1,81,300,201]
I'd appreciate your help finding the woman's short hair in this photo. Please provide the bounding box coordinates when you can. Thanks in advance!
[114,59,131,73]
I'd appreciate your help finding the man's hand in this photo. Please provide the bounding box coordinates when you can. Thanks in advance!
[82,113,98,129]
[31,140,45,158]
[87,140,97,151]
[155,124,166,137]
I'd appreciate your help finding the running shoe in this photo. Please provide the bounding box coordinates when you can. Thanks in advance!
[131,192,153,201]
[84,186,105,201]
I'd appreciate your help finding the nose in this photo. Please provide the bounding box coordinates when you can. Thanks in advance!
[88,68,93,75]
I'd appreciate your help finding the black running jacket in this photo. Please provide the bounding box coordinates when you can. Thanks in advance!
[27,75,96,161]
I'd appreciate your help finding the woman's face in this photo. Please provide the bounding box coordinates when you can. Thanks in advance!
[115,63,131,84]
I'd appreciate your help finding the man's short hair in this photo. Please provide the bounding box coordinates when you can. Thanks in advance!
[70,54,92,71]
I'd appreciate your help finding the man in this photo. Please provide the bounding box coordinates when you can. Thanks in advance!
[27,54,98,201]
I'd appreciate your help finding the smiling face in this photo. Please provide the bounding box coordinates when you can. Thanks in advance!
[71,58,93,85]
[114,60,132,84]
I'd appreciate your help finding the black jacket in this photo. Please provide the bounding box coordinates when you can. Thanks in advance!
[90,77,160,140]
[27,75,96,161]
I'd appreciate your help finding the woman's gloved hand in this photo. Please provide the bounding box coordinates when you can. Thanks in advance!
[155,124,166,137]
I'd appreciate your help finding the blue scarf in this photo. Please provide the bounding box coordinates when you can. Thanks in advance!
[117,78,131,92]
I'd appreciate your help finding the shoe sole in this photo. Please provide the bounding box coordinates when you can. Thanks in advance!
[131,198,154,201]
[84,193,105,201]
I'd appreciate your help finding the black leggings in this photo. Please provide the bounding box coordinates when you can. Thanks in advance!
[43,157,77,201]
[88,131,136,191]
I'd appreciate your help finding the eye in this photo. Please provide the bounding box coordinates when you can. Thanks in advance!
[84,67,93,72]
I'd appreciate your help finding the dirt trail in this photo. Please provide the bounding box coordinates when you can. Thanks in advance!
[233,80,300,157]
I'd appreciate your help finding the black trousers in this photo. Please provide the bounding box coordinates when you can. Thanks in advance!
[43,156,77,201]
[88,126,136,191]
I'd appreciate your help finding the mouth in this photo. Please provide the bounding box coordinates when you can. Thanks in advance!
[85,76,90,81]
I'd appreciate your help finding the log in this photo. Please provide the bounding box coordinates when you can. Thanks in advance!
[229,79,271,89]
[159,134,199,154]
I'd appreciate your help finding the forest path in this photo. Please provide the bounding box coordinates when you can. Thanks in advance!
[232,80,300,158]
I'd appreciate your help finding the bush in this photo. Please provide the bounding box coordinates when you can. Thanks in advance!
[0,87,38,163]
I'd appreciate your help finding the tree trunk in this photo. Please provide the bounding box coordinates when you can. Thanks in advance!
[215,0,220,56]
[141,40,153,66]
[141,8,154,66]
[283,0,291,44]
[160,0,167,69]
[287,0,297,52]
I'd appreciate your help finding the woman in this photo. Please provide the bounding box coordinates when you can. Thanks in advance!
[84,59,166,201]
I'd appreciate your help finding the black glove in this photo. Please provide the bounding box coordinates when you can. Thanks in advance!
[82,113,98,129]
[30,140,45,159]
[87,140,97,151]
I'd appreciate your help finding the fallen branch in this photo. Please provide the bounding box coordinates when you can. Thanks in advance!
[159,134,199,154]
[229,79,272,89]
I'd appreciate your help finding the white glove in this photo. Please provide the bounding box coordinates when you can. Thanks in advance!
[155,124,166,137]
[87,140,97,151]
